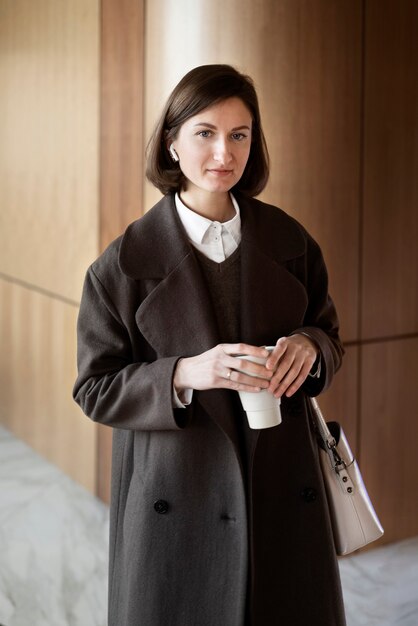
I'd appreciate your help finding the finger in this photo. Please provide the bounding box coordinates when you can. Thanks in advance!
[228,369,271,389]
[284,362,313,397]
[226,356,273,380]
[221,343,270,359]
[218,362,268,388]
[269,342,315,383]
[265,337,288,370]
[271,360,312,397]
[221,372,263,393]
[269,352,297,385]
[268,355,301,394]
[226,382,263,393]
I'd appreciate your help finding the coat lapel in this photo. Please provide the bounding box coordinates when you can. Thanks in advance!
[238,194,308,346]
[119,195,219,356]
[135,251,220,357]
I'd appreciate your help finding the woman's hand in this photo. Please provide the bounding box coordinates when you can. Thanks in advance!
[265,335,319,398]
[173,343,273,393]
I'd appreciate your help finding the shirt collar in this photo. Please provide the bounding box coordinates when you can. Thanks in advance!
[174,193,241,246]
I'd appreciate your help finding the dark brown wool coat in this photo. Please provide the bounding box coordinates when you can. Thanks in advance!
[73,194,346,626]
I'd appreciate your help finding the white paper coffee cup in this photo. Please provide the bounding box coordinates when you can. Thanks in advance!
[234,347,282,429]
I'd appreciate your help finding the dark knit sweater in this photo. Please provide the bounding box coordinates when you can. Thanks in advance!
[193,246,241,343]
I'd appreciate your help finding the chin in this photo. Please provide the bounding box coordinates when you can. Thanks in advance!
[206,180,237,193]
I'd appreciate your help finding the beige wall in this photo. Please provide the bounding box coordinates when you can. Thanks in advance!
[0,0,100,492]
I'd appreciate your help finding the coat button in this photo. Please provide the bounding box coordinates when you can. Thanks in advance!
[154,499,169,514]
[301,487,317,503]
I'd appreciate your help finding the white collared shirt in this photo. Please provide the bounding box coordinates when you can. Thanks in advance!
[175,193,241,262]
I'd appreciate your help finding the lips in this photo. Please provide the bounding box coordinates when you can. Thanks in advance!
[208,169,233,176]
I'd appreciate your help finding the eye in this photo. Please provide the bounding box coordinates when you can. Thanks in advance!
[231,132,247,141]
[197,130,212,138]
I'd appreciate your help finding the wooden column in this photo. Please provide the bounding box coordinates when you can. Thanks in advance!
[98,0,145,502]
[359,0,418,544]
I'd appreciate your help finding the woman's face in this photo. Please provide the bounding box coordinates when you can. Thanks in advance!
[171,97,252,198]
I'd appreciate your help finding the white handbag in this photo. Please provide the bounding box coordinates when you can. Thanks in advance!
[310,397,384,556]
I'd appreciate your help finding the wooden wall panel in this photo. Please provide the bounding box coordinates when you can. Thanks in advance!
[100,0,145,250]
[362,0,418,339]
[98,0,145,502]
[360,338,418,543]
[0,0,99,304]
[145,0,362,343]
[0,278,97,492]
[0,0,100,494]
[321,346,359,456]
[256,1,362,344]
[358,0,418,547]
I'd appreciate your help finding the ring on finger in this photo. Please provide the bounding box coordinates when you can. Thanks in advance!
[226,369,232,379]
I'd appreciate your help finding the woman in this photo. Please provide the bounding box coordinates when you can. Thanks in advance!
[74,64,346,625]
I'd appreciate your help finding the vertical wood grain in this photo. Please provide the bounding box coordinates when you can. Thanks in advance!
[360,338,418,543]
[321,346,359,456]
[0,0,99,303]
[358,0,418,546]
[0,0,100,494]
[255,1,363,345]
[98,0,145,502]
[100,0,145,249]
[362,0,418,339]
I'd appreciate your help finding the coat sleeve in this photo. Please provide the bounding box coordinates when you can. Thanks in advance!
[73,265,192,431]
[291,233,344,396]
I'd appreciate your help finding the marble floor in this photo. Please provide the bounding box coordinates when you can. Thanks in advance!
[0,424,417,626]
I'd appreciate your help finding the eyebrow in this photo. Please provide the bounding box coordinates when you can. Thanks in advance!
[193,122,251,131]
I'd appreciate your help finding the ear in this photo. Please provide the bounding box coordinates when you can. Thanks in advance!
[168,144,180,163]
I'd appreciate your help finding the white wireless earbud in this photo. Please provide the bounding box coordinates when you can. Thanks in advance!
[169,145,179,163]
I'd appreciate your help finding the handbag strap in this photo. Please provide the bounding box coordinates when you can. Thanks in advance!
[309,397,345,472]
[309,397,336,447]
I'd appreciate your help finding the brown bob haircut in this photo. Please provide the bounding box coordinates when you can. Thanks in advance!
[146,64,270,197]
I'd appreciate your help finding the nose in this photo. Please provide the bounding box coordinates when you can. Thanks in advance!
[213,137,232,164]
